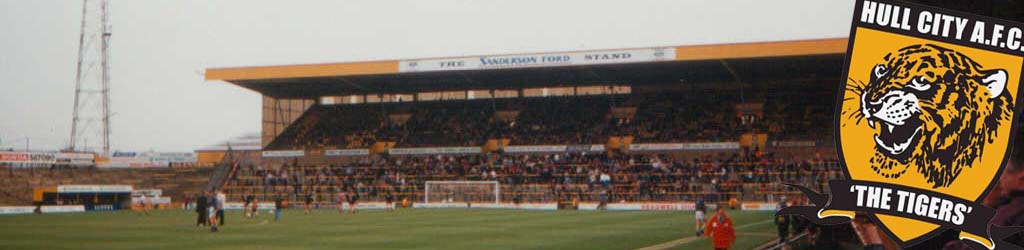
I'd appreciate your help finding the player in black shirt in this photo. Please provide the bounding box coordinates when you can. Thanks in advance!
[384,191,394,211]
[303,190,314,215]
[274,195,283,222]
[695,196,707,236]
[242,193,252,218]
[195,193,209,226]
[347,189,360,214]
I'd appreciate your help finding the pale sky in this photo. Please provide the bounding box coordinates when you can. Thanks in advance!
[0,0,854,152]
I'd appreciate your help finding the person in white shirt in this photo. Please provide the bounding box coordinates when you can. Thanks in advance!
[140,195,151,215]
[215,190,226,226]
[599,172,612,189]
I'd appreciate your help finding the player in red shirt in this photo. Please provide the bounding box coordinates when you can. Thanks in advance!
[703,206,736,250]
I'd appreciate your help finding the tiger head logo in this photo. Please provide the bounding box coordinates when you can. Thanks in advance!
[846,44,1014,188]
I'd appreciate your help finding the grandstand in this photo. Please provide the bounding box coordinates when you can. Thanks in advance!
[204,38,848,209]
[0,37,858,250]
[0,38,858,249]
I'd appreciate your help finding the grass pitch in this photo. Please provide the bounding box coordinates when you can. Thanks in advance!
[0,208,778,250]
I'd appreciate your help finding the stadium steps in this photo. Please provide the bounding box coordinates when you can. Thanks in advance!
[0,167,215,205]
[0,176,32,205]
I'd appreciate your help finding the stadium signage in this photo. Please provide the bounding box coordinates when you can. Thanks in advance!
[58,185,133,193]
[501,145,567,153]
[0,206,88,215]
[399,48,675,73]
[29,153,54,163]
[388,147,481,155]
[779,1,1024,248]
[224,202,275,210]
[412,203,470,209]
[0,151,58,165]
[578,202,699,211]
[100,157,167,168]
[132,189,162,197]
[0,152,30,162]
[40,205,86,213]
[472,203,558,210]
[338,202,395,210]
[565,144,605,152]
[629,142,740,151]
[740,203,777,211]
[0,206,36,215]
[769,140,818,148]
[324,149,370,156]
[55,153,94,165]
[261,150,304,158]
[98,152,196,168]
[145,152,196,163]
[131,197,171,205]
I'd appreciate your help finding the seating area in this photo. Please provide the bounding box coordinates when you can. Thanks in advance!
[223,150,841,205]
[762,90,835,141]
[626,92,741,142]
[264,89,836,151]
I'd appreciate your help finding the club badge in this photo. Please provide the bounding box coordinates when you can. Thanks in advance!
[779,0,1024,248]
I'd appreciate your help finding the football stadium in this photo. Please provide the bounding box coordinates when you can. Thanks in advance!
[2,38,849,249]
[5,1,1024,250]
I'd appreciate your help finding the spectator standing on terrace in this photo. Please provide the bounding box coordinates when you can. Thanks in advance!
[599,172,611,189]
[704,206,735,250]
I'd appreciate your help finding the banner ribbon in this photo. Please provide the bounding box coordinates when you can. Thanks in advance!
[777,180,1024,249]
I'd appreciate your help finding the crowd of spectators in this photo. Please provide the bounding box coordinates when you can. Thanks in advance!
[265,90,838,151]
[270,105,382,150]
[397,103,490,147]
[490,96,611,145]
[762,90,835,141]
[224,150,841,205]
[627,92,742,142]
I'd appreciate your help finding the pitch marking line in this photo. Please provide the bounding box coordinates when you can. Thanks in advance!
[633,219,773,250]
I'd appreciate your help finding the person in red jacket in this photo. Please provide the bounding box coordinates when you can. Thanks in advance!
[704,206,736,250]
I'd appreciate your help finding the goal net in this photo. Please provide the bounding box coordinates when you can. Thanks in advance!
[424,181,500,204]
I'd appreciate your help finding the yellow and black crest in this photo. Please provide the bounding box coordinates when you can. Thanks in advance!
[779,0,1024,249]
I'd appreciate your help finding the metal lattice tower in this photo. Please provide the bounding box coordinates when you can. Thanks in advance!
[69,0,112,154]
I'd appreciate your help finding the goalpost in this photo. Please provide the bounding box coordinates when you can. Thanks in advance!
[424,181,500,204]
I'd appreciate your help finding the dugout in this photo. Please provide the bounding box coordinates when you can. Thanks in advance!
[34,185,133,211]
